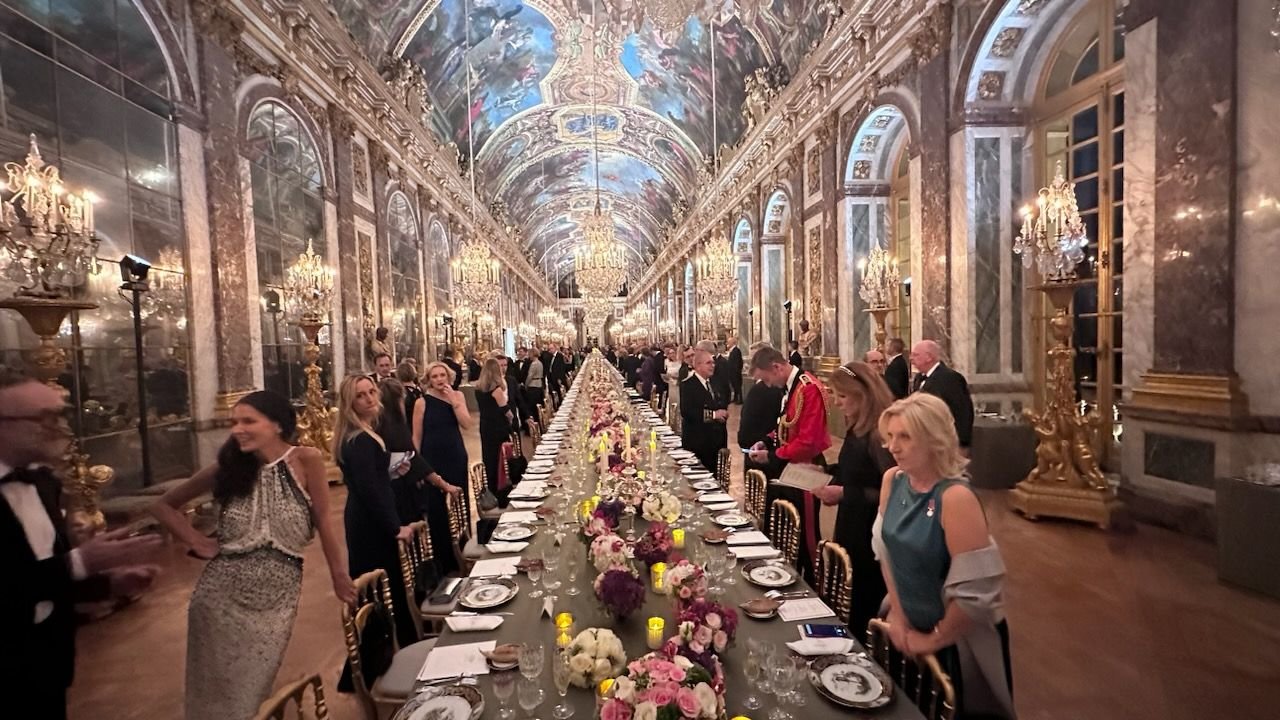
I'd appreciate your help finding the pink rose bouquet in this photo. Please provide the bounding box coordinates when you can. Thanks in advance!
[600,651,725,720]
[590,533,632,572]
[662,560,707,605]
[633,522,674,567]
[663,598,739,671]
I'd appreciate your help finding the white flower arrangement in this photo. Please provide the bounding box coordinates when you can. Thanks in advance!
[590,533,632,573]
[641,491,681,523]
[565,628,627,688]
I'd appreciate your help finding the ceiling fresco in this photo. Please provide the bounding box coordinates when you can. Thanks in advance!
[327,0,829,288]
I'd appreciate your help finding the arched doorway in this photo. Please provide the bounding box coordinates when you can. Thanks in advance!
[761,190,791,347]
[733,218,754,346]
[386,191,423,364]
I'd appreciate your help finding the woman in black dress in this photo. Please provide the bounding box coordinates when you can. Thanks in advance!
[333,374,417,647]
[813,360,896,634]
[414,361,473,564]
[474,357,513,494]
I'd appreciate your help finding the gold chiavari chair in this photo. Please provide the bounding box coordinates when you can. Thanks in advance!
[767,499,801,568]
[509,430,524,459]
[866,619,957,720]
[444,489,474,573]
[715,447,732,491]
[397,521,440,638]
[470,461,502,521]
[814,540,853,624]
[341,570,438,720]
[253,673,328,720]
[538,403,551,430]
[528,418,542,448]
[743,469,768,524]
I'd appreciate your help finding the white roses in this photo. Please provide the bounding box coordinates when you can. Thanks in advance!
[641,491,681,523]
[564,628,627,688]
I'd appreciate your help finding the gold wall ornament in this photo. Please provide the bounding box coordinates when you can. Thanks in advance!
[283,240,340,480]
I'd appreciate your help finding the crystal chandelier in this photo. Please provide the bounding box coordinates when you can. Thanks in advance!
[0,135,100,298]
[858,244,900,310]
[452,235,500,314]
[658,317,679,339]
[583,295,612,334]
[537,304,563,342]
[1014,161,1089,281]
[575,210,627,298]
[695,233,737,314]
[284,239,336,325]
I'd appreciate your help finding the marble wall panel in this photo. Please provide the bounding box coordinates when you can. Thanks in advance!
[324,200,345,381]
[762,244,785,347]
[200,42,254,394]
[240,157,265,392]
[177,124,217,428]
[948,130,973,373]
[974,137,1002,374]
[917,53,952,348]
[1010,136,1025,374]
[1151,0,1237,374]
[331,117,366,374]
[850,203,872,355]
[1123,21,1157,396]
[837,200,855,361]
[1234,0,1280,417]
[736,263,751,344]
[909,155,924,348]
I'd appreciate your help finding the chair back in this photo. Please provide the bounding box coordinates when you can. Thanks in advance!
[253,673,328,720]
[468,462,487,503]
[715,447,731,491]
[866,619,957,720]
[341,570,399,720]
[528,418,542,447]
[767,499,801,567]
[509,430,524,459]
[445,488,471,570]
[814,540,852,623]
[538,403,550,430]
[743,469,767,523]
[397,521,434,639]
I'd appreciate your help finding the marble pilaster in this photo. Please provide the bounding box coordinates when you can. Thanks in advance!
[916,50,952,350]
[176,124,218,430]
[820,124,840,355]
[197,34,256,400]
[761,242,786,347]
[324,199,344,381]
[1122,22,1157,396]
[330,110,366,374]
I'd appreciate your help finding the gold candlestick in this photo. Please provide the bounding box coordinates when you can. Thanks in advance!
[865,307,892,354]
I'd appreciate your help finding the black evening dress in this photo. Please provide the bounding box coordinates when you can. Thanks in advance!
[476,387,511,493]
[830,432,895,634]
[418,393,468,576]
[376,405,431,525]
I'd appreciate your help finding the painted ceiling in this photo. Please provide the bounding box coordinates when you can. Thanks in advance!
[329,0,828,290]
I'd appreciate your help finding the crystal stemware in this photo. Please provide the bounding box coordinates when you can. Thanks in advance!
[564,553,581,596]
[742,639,765,711]
[493,670,517,720]
[518,677,545,719]
[551,650,575,719]
[527,564,544,599]
[519,642,546,681]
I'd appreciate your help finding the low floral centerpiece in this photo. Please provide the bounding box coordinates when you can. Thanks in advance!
[594,567,647,619]
[641,491,681,523]
[590,533,631,572]
[565,628,627,688]
[664,599,739,670]
[662,560,708,604]
[601,652,726,720]
[633,522,674,567]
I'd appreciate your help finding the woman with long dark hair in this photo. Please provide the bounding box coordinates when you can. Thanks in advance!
[151,391,353,720]
[816,360,896,633]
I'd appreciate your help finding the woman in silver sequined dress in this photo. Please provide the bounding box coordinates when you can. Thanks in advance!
[151,391,355,720]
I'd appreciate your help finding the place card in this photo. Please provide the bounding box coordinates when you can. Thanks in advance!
[726,530,770,546]
[697,492,735,504]
[417,640,496,681]
[469,556,522,577]
[777,598,836,622]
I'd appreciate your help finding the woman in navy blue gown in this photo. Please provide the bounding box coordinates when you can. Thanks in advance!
[414,361,474,573]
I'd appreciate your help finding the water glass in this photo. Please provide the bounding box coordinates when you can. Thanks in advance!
[742,641,765,710]
[518,678,545,719]
[750,640,777,696]
[723,550,738,586]
[544,554,562,591]
[527,565,544,599]
[565,554,581,597]
[493,671,517,720]
[551,651,575,719]
[787,655,808,707]
[519,643,546,680]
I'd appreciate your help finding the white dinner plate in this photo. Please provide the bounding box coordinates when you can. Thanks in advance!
[490,524,536,542]
[691,480,720,491]
[713,510,753,527]
[460,578,519,609]
[742,560,798,588]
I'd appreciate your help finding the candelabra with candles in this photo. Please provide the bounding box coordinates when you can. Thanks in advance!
[695,232,738,337]
[1009,161,1123,529]
[575,209,627,299]
[452,236,500,353]
[858,244,900,353]
[0,134,111,541]
[283,239,340,481]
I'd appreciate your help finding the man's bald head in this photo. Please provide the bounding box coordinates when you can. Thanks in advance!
[910,340,942,374]
[692,349,715,379]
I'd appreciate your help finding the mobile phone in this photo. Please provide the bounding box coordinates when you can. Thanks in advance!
[802,623,851,639]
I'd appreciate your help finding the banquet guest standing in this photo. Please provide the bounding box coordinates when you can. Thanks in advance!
[875,393,1014,719]
[397,362,424,408]
[699,340,731,401]
[680,350,728,474]
[475,358,514,494]
[417,362,474,515]
[813,362,895,632]
[151,390,354,720]
[4,370,162,720]
[376,379,444,526]
[909,340,976,448]
[332,376,419,648]
[788,341,804,370]
[725,336,744,404]
[737,344,786,477]
[525,351,546,413]
[884,338,910,400]
[746,345,831,470]
[371,352,394,382]
[864,349,888,375]
[443,351,465,391]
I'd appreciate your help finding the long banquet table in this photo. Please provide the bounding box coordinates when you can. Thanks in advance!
[408,358,925,720]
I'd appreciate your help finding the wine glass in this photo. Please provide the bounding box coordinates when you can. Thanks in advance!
[551,650,575,719]
[787,655,808,707]
[528,563,544,599]
[564,553,581,597]
[543,553,562,591]
[519,642,546,681]
[766,652,795,720]
[705,551,725,595]
[493,670,517,720]
[742,639,765,711]
[723,548,738,586]
[754,641,777,696]
[518,677,545,719]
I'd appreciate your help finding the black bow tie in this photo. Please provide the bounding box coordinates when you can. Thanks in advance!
[1,467,42,485]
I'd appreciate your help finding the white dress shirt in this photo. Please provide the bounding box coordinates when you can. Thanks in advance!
[1,461,85,623]
[778,365,802,414]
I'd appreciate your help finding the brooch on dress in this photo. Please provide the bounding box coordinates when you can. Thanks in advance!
[926,499,936,519]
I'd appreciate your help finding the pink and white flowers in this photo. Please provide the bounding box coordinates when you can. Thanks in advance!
[601,652,725,720]
[564,628,627,688]
[661,560,707,602]
[641,491,681,523]
[590,533,632,573]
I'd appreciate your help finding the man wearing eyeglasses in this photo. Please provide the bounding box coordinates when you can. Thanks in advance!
[0,367,162,719]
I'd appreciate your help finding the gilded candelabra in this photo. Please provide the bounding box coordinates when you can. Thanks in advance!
[0,136,111,540]
[1009,167,1123,529]
[859,244,900,353]
[283,239,340,481]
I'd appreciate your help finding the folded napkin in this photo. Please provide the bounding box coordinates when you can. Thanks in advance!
[786,637,856,657]
[498,511,539,524]
[485,541,530,554]
[469,556,522,577]
[417,640,496,681]
[445,615,505,633]
[726,530,770,546]
[777,598,837,622]
[509,500,543,509]
[704,502,738,512]
[698,492,735,503]
[729,545,782,560]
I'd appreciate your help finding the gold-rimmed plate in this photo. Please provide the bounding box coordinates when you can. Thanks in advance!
[807,653,893,709]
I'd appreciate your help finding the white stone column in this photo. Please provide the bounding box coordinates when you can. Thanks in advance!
[178,123,221,465]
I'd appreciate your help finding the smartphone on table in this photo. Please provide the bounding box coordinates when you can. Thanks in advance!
[802,623,852,639]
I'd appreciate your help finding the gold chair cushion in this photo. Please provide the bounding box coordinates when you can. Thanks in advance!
[371,637,438,699]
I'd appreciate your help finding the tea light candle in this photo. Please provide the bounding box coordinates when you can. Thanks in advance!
[651,562,667,592]
[647,617,665,650]
[672,528,685,549]
[555,612,574,630]
[598,678,615,698]
[556,631,572,649]
[650,429,657,445]
[590,495,602,511]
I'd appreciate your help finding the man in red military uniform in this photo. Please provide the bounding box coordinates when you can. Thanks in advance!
[746,345,830,470]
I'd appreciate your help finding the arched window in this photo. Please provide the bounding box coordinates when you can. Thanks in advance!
[888,145,912,344]
[1032,0,1125,453]
[733,218,753,346]
[0,0,192,488]
[387,191,422,364]
[246,100,328,405]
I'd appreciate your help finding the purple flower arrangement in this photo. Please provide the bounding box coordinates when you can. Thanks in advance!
[663,598,740,671]
[593,499,626,528]
[633,522,674,567]
[594,568,646,619]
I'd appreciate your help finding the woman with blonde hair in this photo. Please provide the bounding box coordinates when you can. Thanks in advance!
[414,362,472,541]
[874,393,1014,719]
[812,361,896,633]
[474,357,512,494]
[333,374,417,647]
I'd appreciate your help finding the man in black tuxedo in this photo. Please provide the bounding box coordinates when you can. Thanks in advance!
[546,343,567,404]
[737,344,785,476]
[909,340,975,448]
[619,347,641,387]
[788,341,803,369]
[678,346,693,383]
[1,369,162,719]
[680,350,728,474]
[725,336,744,404]
[698,340,731,401]
[884,337,909,399]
